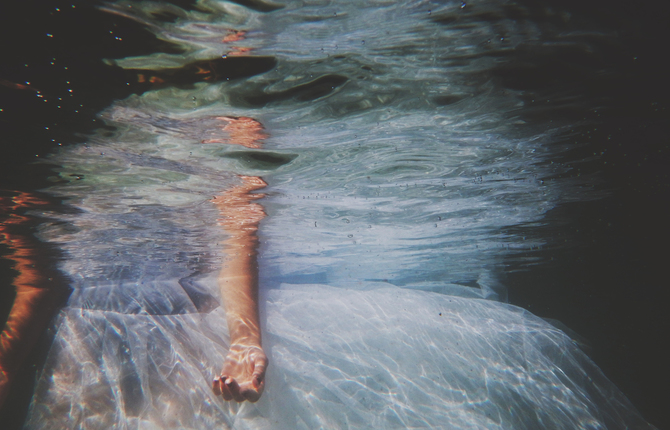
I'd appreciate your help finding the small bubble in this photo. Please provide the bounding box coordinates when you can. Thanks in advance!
[460,1,466,9]
[361,40,365,45]
[347,234,353,238]
[428,9,431,15]
[343,218,350,223]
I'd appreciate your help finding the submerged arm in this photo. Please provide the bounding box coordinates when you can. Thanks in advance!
[211,176,268,403]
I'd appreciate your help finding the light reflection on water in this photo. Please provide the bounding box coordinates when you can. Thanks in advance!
[18,0,654,428]
[40,0,596,297]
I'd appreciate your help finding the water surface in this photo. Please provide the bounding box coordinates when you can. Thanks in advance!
[1,0,667,428]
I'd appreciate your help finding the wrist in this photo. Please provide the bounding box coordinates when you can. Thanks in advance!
[229,336,262,348]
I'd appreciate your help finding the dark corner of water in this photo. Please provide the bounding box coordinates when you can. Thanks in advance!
[498,1,670,427]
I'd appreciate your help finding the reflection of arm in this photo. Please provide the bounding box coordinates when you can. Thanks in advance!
[0,195,69,408]
[211,176,268,402]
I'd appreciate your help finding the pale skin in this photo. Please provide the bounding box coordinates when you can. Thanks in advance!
[211,175,269,403]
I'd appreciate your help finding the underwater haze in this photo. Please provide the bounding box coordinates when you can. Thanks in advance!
[1,0,668,429]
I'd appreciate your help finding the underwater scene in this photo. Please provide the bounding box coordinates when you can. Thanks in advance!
[1,0,668,428]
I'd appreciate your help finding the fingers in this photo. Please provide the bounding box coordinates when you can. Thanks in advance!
[213,347,269,403]
[213,376,233,401]
[213,376,264,403]
[251,357,268,389]
[240,357,267,403]
[226,377,246,402]
[240,386,261,403]
[213,376,247,402]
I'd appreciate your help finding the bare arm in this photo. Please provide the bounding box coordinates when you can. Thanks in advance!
[211,176,268,403]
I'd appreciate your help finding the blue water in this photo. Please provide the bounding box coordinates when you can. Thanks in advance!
[4,0,662,428]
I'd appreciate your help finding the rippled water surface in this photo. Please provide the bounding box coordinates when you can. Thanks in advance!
[1,0,667,428]
[42,0,601,295]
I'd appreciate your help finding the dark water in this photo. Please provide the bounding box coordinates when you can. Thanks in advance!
[1,0,668,428]
[499,1,670,426]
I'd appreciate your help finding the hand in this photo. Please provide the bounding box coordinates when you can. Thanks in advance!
[213,344,268,403]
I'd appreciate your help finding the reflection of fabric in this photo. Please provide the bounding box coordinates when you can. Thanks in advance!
[26,285,654,429]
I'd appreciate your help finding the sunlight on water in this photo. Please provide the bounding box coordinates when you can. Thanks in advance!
[23,0,652,428]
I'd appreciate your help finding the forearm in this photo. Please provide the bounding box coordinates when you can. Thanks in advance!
[212,176,267,348]
[218,232,262,347]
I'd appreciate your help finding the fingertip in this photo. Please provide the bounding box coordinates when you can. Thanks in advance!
[225,376,237,388]
[218,376,234,401]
